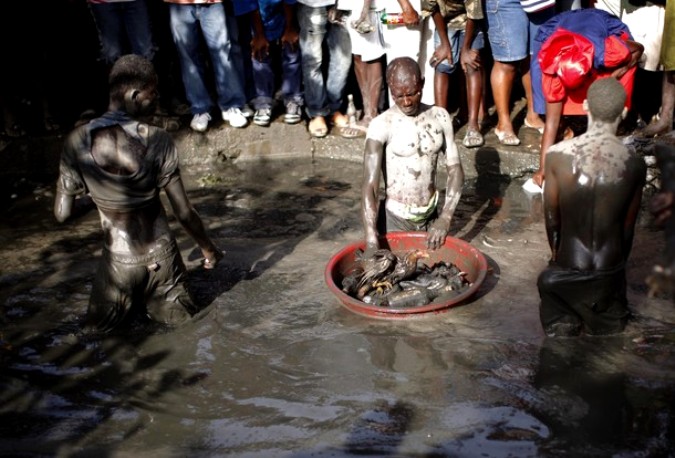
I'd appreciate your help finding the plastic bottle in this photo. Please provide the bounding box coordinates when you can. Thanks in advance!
[380,12,405,25]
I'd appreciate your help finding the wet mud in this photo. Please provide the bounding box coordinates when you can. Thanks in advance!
[0,157,674,457]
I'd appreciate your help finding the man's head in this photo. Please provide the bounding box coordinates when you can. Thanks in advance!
[109,54,159,116]
[584,78,626,123]
[386,57,424,116]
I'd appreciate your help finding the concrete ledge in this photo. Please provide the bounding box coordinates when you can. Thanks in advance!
[0,117,542,192]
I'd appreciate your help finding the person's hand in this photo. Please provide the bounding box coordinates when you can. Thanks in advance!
[202,249,224,270]
[281,26,299,52]
[532,169,545,188]
[650,191,674,227]
[251,34,269,62]
[460,48,481,72]
[427,217,450,251]
[429,44,451,68]
[401,7,419,25]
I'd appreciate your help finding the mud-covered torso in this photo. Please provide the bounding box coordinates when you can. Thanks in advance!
[57,112,180,256]
[546,129,646,270]
[367,104,458,206]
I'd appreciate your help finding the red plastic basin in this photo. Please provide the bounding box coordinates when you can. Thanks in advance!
[325,231,488,319]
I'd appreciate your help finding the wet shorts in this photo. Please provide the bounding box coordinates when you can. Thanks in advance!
[87,241,197,333]
[537,263,629,336]
[433,26,485,75]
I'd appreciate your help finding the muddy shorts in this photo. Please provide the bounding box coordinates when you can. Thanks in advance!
[380,203,438,233]
[87,241,197,333]
[537,263,629,336]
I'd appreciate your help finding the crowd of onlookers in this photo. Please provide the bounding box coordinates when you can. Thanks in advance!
[0,0,672,154]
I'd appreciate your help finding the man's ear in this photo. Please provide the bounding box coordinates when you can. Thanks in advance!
[124,89,140,112]
[582,98,589,113]
[621,106,628,120]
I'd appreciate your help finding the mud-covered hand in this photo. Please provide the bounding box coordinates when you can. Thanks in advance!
[532,169,545,188]
[427,217,451,251]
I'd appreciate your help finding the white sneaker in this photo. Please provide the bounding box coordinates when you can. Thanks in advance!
[190,113,211,132]
[222,107,248,128]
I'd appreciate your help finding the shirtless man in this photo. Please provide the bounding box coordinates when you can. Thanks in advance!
[54,55,223,333]
[537,78,646,337]
[362,57,464,252]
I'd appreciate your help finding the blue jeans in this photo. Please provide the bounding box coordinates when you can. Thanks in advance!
[297,4,352,118]
[168,3,245,114]
[251,41,303,109]
[89,0,155,65]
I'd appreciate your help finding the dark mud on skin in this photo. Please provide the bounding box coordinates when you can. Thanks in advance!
[1,158,674,457]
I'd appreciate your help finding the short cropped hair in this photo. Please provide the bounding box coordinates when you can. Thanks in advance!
[386,56,422,86]
[108,54,157,102]
[586,78,626,122]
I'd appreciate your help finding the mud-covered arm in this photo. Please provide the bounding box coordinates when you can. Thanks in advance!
[533,100,563,188]
[164,177,223,268]
[428,118,464,250]
[54,145,95,223]
[53,190,94,223]
[362,138,384,253]
[543,153,561,261]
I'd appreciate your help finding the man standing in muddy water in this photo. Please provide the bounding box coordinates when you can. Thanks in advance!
[362,56,464,253]
[54,54,223,334]
[538,77,646,337]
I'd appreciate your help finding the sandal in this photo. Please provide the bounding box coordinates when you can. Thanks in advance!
[494,128,521,146]
[309,116,328,138]
[523,119,544,134]
[462,128,484,148]
[339,123,368,139]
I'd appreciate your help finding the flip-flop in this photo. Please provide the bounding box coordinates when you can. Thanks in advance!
[339,123,368,139]
[523,119,544,134]
[494,128,521,146]
[462,129,484,148]
[309,116,328,138]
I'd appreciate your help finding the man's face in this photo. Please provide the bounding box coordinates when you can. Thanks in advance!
[389,76,422,117]
[137,81,159,116]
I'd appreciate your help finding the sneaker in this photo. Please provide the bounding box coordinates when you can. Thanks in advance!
[190,112,211,132]
[253,107,272,126]
[284,102,302,125]
[222,107,248,128]
[241,103,254,118]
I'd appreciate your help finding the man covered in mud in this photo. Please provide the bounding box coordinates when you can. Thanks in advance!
[538,78,646,337]
[54,54,223,333]
[362,56,464,253]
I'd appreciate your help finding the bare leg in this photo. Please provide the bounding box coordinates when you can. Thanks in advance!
[353,54,382,125]
[465,65,483,133]
[522,57,544,130]
[640,71,675,137]
[434,71,449,110]
[491,60,520,145]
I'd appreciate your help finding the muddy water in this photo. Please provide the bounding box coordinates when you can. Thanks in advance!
[0,158,673,457]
